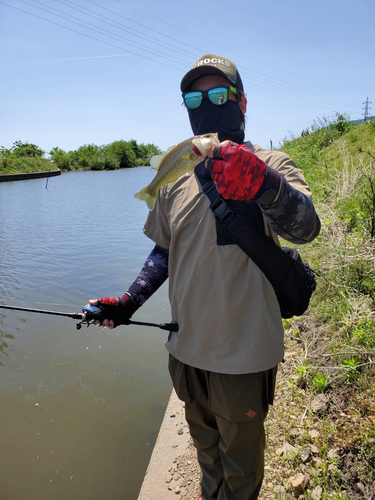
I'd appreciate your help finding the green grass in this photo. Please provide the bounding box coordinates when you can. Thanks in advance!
[262,117,375,499]
[0,157,56,175]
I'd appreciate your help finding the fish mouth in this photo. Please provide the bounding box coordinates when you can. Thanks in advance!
[192,145,202,156]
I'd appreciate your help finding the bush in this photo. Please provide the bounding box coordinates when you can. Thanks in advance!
[105,140,137,169]
[49,147,73,170]
[332,113,352,136]
[90,157,105,171]
[137,142,162,165]
[104,156,120,170]
[1,141,45,159]
[73,144,102,169]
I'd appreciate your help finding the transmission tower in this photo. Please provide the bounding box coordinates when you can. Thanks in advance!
[363,97,372,122]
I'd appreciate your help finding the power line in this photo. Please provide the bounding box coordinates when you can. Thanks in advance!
[1,2,361,116]
[67,0,360,109]
[18,0,190,68]
[0,2,185,72]
[240,80,339,113]
[110,0,360,105]
[29,0,360,109]
[71,2,358,108]
[238,71,358,109]
[49,0,197,59]
[111,0,285,70]
[23,1,354,110]
[55,0,358,107]
[238,66,360,107]
[27,53,132,63]
[86,0,204,55]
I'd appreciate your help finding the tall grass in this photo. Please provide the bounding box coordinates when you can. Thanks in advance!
[272,117,375,498]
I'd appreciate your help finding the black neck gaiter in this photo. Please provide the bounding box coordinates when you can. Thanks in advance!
[188,99,245,144]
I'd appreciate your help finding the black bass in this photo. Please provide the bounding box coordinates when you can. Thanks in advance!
[134,133,220,210]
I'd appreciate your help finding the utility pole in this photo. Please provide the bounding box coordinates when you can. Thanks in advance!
[363,97,372,122]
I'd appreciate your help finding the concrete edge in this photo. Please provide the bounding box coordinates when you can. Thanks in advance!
[137,390,190,500]
[0,170,61,182]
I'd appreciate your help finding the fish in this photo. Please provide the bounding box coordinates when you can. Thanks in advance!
[134,133,220,210]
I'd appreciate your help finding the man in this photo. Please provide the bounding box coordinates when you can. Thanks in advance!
[90,54,320,499]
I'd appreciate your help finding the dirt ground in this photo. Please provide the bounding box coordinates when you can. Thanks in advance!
[138,353,373,500]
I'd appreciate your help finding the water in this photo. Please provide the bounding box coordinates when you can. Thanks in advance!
[0,169,173,500]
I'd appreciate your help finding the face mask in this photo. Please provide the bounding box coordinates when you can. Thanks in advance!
[188,99,244,144]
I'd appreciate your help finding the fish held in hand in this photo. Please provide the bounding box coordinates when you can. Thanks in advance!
[134,133,219,210]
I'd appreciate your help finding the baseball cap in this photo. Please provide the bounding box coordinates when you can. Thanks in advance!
[180,53,244,93]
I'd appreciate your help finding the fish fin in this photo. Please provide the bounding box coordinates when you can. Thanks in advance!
[134,186,157,210]
[182,153,194,160]
[166,144,177,153]
[150,154,165,171]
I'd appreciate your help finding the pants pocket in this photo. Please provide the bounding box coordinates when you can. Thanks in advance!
[208,367,278,423]
[168,354,192,404]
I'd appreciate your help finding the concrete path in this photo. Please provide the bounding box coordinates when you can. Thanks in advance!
[137,390,192,499]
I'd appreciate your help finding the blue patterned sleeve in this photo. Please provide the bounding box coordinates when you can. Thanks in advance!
[121,244,169,306]
[259,173,321,244]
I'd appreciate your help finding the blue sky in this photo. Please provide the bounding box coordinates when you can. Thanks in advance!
[0,0,374,154]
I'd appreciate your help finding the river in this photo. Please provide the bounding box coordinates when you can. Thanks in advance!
[0,169,173,500]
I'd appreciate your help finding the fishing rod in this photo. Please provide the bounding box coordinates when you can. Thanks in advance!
[0,303,178,332]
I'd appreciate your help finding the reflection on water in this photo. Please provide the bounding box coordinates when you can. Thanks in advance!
[0,170,173,500]
[0,329,14,366]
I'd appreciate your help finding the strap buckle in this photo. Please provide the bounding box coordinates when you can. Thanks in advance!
[200,178,244,231]
[211,198,233,222]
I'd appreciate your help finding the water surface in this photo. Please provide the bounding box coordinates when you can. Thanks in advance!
[0,169,173,500]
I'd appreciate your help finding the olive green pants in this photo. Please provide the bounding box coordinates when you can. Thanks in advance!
[168,355,277,500]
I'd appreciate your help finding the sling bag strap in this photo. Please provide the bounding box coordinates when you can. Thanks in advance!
[195,171,298,291]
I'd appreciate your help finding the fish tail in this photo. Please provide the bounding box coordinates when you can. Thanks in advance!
[134,186,157,210]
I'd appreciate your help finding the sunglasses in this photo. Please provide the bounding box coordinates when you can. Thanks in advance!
[182,86,238,110]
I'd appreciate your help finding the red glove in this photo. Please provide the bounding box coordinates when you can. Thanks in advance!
[206,141,267,201]
[94,295,139,327]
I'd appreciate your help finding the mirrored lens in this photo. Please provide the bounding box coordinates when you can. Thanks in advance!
[184,92,203,109]
[208,87,228,106]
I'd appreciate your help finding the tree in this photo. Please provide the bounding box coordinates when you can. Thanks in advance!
[128,139,141,158]
[49,147,73,170]
[332,113,351,136]
[105,140,137,168]
[5,141,45,158]
[73,144,102,169]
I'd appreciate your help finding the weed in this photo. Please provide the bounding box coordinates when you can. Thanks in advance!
[295,363,312,389]
[312,373,330,393]
[340,358,362,383]
[330,493,349,500]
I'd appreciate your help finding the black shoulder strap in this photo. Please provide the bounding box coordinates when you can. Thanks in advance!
[195,170,294,290]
